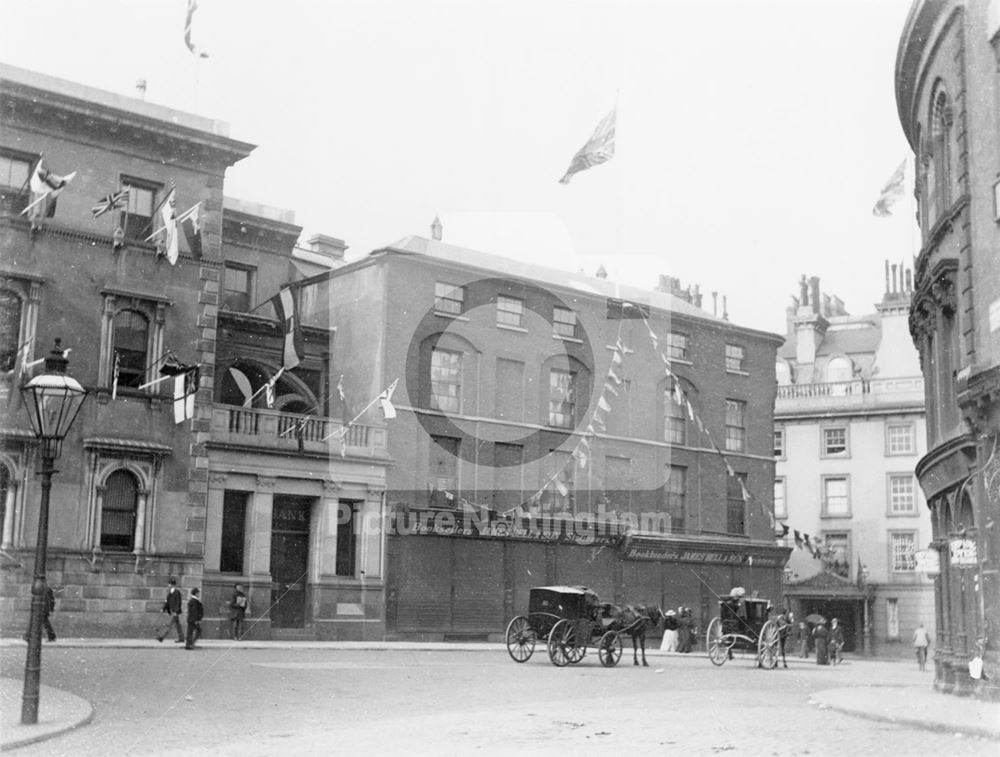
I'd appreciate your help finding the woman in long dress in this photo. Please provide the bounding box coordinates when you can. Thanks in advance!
[660,610,679,651]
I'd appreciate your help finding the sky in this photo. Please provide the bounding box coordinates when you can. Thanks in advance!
[0,0,920,335]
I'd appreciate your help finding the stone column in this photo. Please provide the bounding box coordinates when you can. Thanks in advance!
[247,476,276,579]
[133,489,149,553]
[1,481,16,550]
[360,489,385,579]
[313,481,341,578]
[203,473,228,571]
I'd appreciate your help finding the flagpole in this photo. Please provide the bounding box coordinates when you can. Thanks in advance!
[137,182,175,241]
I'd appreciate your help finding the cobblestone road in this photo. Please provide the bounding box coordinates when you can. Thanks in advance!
[1,646,995,756]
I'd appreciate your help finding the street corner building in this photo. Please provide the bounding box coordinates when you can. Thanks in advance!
[775,267,933,658]
[0,64,390,641]
[295,230,789,640]
[895,0,1000,697]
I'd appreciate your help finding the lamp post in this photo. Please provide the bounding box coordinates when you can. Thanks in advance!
[19,340,87,725]
[860,565,872,656]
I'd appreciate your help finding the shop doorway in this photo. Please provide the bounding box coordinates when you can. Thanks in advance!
[270,496,312,628]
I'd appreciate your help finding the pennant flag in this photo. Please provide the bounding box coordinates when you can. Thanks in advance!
[872,160,906,217]
[856,556,865,588]
[111,351,120,400]
[554,477,568,497]
[228,367,253,407]
[378,378,399,420]
[184,0,209,58]
[673,381,684,405]
[597,395,612,413]
[337,374,346,403]
[178,202,203,258]
[603,381,619,397]
[739,480,751,503]
[23,160,77,226]
[780,522,790,537]
[725,461,735,478]
[803,533,813,553]
[607,366,622,385]
[684,398,695,421]
[270,286,304,370]
[91,188,129,219]
[793,530,804,549]
[611,349,623,367]
[559,107,615,184]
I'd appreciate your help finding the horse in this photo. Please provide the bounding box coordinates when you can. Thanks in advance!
[605,604,664,666]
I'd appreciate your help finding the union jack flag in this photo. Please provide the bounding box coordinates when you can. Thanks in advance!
[91,189,129,218]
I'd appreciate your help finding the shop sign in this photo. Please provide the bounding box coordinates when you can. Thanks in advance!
[949,539,978,566]
[914,549,940,575]
[623,544,786,567]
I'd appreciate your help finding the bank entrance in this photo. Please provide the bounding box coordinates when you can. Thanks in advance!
[270,496,312,629]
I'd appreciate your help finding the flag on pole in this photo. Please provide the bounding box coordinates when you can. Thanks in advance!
[269,286,303,370]
[559,107,616,184]
[159,187,179,264]
[872,160,906,217]
[337,374,346,403]
[23,159,77,226]
[184,0,209,58]
[178,202,203,258]
[263,367,284,409]
[172,366,200,424]
[378,378,399,420]
[227,367,253,407]
[91,189,129,219]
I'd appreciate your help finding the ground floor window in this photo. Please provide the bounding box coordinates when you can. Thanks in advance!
[336,500,360,577]
[221,490,250,573]
[101,470,138,551]
[886,597,899,640]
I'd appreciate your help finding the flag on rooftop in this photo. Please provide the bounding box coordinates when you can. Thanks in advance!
[91,188,129,219]
[184,0,209,58]
[159,187,179,264]
[559,107,615,184]
[872,160,906,217]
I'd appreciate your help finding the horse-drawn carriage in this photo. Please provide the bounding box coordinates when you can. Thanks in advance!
[704,589,782,668]
[505,586,652,667]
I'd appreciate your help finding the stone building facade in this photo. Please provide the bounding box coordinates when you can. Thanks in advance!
[775,267,932,657]
[0,64,389,639]
[895,0,1000,697]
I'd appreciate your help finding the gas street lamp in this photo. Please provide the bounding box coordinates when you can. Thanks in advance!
[18,339,87,725]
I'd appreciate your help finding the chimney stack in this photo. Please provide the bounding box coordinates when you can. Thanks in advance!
[307,233,347,261]
[712,292,718,317]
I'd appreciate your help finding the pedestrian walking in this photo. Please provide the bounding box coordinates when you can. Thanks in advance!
[775,609,791,668]
[185,588,203,650]
[24,584,58,643]
[229,583,248,640]
[829,618,845,665]
[913,622,932,671]
[155,577,185,644]
[813,620,830,665]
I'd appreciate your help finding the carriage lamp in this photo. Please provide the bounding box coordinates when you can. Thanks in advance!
[19,339,88,725]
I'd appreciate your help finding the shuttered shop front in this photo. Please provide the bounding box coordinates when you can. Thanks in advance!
[394,536,453,632]
[452,539,504,631]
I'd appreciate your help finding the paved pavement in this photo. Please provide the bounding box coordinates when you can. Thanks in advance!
[1,638,997,751]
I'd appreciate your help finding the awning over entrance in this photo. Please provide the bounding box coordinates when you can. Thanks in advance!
[783,570,872,600]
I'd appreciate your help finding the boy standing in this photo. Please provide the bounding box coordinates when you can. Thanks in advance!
[229,583,248,640]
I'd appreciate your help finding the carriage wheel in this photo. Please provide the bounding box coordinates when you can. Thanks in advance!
[505,616,536,663]
[757,619,780,670]
[707,617,728,666]
[547,619,574,667]
[598,631,623,667]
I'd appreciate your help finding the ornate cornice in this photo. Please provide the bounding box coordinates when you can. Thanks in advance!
[910,258,958,344]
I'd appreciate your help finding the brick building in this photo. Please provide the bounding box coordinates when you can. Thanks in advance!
[895,0,1000,696]
[775,266,932,656]
[299,227,788,639]
[0,65,389,639]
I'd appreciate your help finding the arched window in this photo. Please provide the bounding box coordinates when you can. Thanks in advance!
[0,289,22,372]
[775,361,791,386]
[101,470,139,551]
[928,88,952,222]
[827,356,852,383]
[113,309,149,390]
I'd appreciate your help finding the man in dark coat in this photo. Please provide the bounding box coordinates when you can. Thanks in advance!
[24,584,57,643]
[185,588,204,650]
[155,577,185,644]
